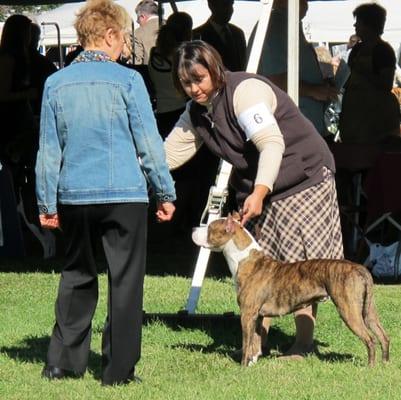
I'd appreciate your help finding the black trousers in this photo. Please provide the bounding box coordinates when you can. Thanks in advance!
[46,203,147,385]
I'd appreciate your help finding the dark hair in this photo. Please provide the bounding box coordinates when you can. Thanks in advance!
[156,12,192,58]
[353,3,386,35]
[172,40,226,95]
[0,14,32,56]
[208,0,234,8]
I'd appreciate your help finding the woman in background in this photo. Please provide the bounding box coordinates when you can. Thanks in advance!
[339,3,400,144]
[148,11,192,137]
[0,14,37,164]
[0,14,40,228]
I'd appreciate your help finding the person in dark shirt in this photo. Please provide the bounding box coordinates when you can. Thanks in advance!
[64,45,84,67]
[192,0,246,72]
[29,22,57,116]
[339,3,400,144]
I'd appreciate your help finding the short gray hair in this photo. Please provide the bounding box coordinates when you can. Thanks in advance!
[135,0,158,17]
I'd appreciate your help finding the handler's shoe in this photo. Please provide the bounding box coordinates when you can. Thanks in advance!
[42,365,83,380]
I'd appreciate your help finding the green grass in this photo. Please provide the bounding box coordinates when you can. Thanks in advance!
[1,259,401,400]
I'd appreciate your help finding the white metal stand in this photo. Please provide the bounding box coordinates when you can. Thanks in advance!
[184,0,274,314]
[185,161,232,313]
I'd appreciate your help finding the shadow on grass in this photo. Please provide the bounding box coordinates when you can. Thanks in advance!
[0,326,358,377]
[144,314,358,365]
[0,335,103,381]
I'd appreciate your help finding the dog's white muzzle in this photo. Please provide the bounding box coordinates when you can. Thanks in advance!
[192,226,210,248]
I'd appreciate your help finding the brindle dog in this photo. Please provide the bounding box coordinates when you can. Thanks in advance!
[192,213,390,367]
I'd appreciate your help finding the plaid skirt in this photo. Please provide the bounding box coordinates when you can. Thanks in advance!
[246,167,344,262]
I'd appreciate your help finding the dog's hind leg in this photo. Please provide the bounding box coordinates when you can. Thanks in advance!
[364,301,390,362]
[336,300,376,366]
[241,312,258,367]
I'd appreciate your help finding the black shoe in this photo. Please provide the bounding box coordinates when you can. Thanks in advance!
[101,375,142,386]
[41,365,83,380]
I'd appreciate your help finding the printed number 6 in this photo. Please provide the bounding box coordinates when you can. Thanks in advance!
[254,113,263,124]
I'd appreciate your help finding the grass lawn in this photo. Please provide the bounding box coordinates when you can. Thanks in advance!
[1,253,401,400]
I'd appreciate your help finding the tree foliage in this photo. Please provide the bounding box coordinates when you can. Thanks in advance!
[0,5,58,22]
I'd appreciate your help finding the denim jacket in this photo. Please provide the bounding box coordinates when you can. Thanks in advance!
[35,51,176,214]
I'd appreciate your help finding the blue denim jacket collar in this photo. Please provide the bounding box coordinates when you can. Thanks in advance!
[72,50,113,64]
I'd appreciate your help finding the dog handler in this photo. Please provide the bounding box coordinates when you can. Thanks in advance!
[35,0,176,385]
[164,40,344,358]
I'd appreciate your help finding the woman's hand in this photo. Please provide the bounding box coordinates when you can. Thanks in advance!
[39,213,60,229]
[240,185,270,226]
[156,201,175,222]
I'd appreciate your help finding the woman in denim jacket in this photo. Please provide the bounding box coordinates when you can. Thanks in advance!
[35,0,175,386]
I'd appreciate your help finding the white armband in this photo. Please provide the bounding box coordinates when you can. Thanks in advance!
[237,102,276,141]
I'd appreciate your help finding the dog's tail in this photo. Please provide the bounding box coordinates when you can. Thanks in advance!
[362,270,390,361]
[362,270,374,322]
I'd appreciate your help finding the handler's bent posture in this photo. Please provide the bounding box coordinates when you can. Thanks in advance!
[164,40,343,358]
[36,0,175,386]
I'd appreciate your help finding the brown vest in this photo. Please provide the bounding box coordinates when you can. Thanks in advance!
[189,71,335,203]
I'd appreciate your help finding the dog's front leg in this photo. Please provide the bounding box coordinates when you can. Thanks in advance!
[252,316,271,358]
[241,312,258,366]
[260,316,271,350]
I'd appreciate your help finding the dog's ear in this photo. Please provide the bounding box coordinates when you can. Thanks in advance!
[232,211,241,222]
[225,213,236,233]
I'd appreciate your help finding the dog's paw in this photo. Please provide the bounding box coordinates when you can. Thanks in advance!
[247,353,261,366]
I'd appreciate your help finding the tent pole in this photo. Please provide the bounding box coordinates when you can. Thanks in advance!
[41,22,63,68]
[287,1,299,105]
[184,0,274,314]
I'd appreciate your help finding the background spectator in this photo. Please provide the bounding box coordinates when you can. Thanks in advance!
[193,0,246,72]
[0,14,37,167]
[64,45,83,66]
[134,0,159,65]
[28,22,57,116]
[252,0,338,139]
[339,3,400,145]
[148,11,192,136]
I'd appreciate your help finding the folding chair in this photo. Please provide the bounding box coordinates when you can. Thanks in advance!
[363,152,401,280]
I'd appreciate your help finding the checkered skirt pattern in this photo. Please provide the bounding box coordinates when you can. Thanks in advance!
[247,167,344,263]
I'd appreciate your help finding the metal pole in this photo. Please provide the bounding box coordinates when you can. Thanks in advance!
[184,0,273,314]
[287,1,299,104]
[41,22,63,69]
[247,0,273,73]
[169,0,178,13]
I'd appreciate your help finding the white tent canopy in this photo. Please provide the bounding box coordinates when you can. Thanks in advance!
[32,0,262,46]
[1,0,399,55]
[28,0,401,50]
[305,0,401,50]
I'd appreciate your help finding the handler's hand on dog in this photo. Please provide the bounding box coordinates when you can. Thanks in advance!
[156,201,175,222]
[241,185,270,226]
[39,213,60,230]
